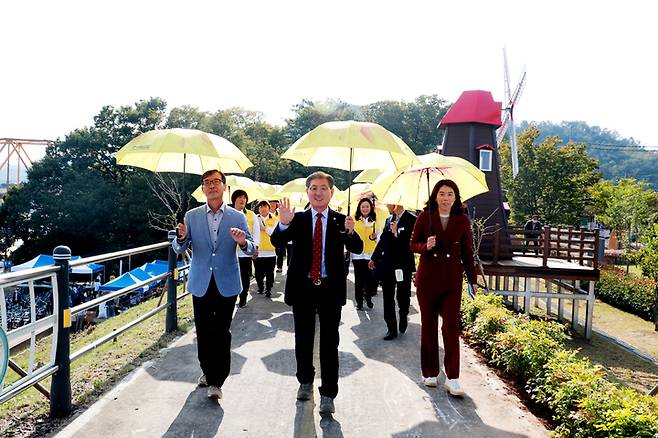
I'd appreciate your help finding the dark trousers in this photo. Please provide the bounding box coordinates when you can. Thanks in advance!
[192,278,237,387]
[275,245,289,269]
[254,256,276,292]
[352,259,376,305]
[382,270,411,335]
[417,288,462,379]
[293,281,342,398]
[238,256,253,303]
[524,238,540,255]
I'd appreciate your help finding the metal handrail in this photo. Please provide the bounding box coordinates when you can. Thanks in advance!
[68,242,170,267]
[0,237,186,413]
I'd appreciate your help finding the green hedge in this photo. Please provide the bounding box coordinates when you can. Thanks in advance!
[462,294,658,437]
[595,266,657,320]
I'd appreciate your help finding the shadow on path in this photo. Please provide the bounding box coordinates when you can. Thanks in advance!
[163,388,224,437]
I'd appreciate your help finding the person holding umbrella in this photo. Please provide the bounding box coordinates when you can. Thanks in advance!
[409,179,478,397]
[352,197,380,310]
[232,189,260,308]
[254,200,278,297]
[172,169,256,400]
[369,204,417,340]
[271,171,363,415]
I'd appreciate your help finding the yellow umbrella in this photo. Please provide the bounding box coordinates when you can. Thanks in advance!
[371,153,488,211]
[116,128,253,175]
[353,167,391,183]
[116,128,253,217]
[281,120,419,213]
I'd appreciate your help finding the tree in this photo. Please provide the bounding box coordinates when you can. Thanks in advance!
[589,178,658,247]
[361,94,450,154]
[0,99,169,262]
[500,126,601,226]
[517,120,658,189]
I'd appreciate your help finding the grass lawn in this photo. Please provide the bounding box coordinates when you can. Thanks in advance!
[0,291,194,437]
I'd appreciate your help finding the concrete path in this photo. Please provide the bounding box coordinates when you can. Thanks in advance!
[55,270,549,438]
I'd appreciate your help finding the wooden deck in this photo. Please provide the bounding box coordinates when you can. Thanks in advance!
[481,255,600,281]
[475,226,601,339]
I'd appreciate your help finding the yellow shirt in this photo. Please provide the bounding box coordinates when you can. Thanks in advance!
[353,218,379,257]
[258,214,278,253]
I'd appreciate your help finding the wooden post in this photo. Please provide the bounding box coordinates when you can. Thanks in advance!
[543,226,550,267]
[546,280,553,315]
[586,280,595,340]
[579,229,585,266]
[524,276,531,314]
[571,279,579,332]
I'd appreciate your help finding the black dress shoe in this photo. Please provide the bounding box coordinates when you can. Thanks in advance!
[237,300,247,308]
[399,318,408,333]
[366,298,373,308]
[356,304,363,311]
[383,332,398,341]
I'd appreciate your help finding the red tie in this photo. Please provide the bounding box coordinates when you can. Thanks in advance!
[311,213,323,281]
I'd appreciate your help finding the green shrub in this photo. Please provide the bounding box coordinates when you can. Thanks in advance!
[595,266,656,320]
[490,318,569,381]
[529,350,613,434]
[462,294,658,437]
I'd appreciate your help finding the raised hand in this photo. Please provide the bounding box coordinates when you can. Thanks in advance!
[278,197,294,225]
[177,222,187,240]
[344,215,355,233]
[230,227,247,246]
[390,219,398,235]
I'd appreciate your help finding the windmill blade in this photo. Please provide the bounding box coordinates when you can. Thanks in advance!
[510,120,519,178]
[503,47,512,103]
[496,112,511,145]
[510,70,527,108]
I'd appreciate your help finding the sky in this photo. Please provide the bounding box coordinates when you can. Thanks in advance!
[1,0,657,167]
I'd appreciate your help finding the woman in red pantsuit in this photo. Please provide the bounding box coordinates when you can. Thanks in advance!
[410,179,478,397]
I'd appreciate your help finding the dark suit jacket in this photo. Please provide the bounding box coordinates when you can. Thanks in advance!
[371,210,417,275]
[270,208,363,307]
[410,211,477,294]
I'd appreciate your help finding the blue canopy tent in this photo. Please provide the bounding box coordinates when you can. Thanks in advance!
[11,254,104,277]
[10,255,54,271]
[98,272,148,293]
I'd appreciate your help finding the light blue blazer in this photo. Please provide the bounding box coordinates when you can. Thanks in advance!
[172,204,256,297]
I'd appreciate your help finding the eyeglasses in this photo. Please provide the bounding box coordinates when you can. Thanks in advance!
[202,178,225,187]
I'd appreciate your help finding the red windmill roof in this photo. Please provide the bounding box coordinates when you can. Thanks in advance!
[439,90,502,128]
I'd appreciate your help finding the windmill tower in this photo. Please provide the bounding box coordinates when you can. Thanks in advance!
[438,90,511,257]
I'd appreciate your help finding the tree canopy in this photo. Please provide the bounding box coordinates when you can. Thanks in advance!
[499,126,601,226]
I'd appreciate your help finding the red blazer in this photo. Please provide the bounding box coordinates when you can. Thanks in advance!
[410,211,477,294]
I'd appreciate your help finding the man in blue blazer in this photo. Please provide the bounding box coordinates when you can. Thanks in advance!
[271,171,363,415]
[173,169,255,400]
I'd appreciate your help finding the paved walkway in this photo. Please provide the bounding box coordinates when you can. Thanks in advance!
[55,270,548,437]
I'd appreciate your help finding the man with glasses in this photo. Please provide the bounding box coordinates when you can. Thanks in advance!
[172,169,255,401]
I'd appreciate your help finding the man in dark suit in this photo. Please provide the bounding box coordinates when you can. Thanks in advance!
[369,204,417,340]
[271,171,363,415]
[523,214,543,254]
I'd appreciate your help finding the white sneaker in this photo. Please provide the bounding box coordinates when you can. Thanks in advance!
[207,385,223,399]
[444,378,465,397]
[423,376,438,387]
